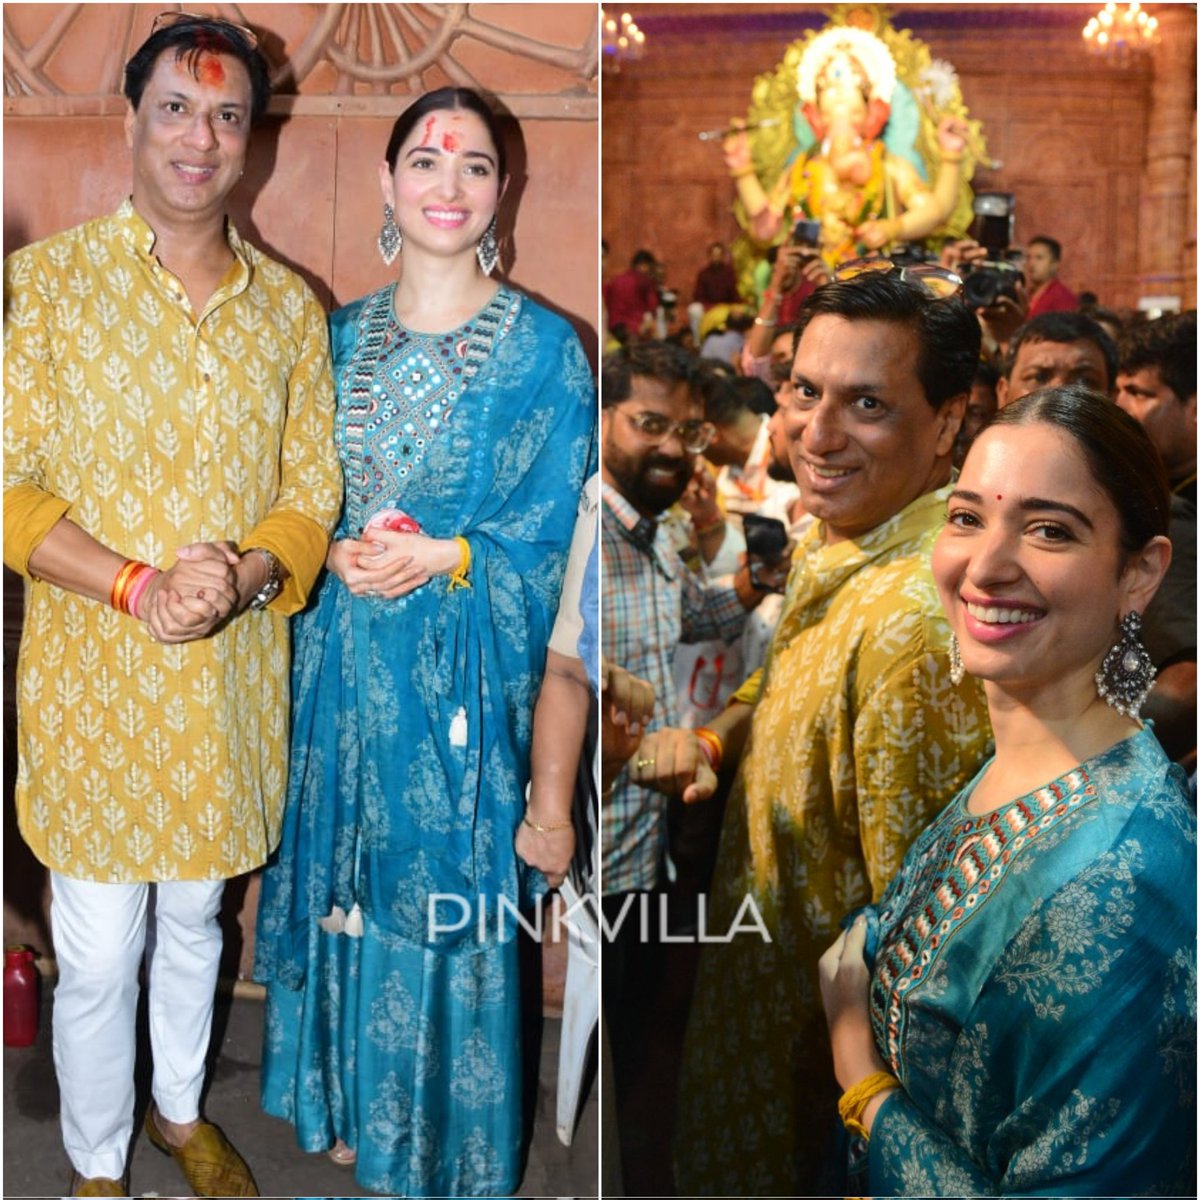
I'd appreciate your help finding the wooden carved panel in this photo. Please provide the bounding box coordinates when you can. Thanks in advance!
[4,4,599,116]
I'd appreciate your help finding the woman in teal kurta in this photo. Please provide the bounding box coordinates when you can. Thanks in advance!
[253,89,594,1196]
[820,388,1195,1195]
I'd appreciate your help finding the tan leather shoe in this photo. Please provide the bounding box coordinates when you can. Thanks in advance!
[143,1102,259,1197]
[68,1173,126,1197]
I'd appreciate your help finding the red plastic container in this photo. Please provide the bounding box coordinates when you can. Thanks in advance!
[3,946,39,1047]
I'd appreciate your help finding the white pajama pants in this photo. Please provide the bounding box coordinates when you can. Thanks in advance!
[50,873,225,1180]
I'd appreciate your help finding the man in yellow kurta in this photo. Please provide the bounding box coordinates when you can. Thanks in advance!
[632,270,993,1194]
[3,16,339,1198]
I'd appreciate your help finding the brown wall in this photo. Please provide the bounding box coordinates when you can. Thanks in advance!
[3,3,598,993]
[4,3,599,332]
[602,2,1196,314]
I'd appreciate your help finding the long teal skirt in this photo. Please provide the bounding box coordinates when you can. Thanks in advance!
[261,917,522,1196]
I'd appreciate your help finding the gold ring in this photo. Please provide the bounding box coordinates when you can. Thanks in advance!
[635,757,655,769]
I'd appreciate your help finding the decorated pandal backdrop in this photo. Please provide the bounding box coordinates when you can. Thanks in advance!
[603,2,1196,314]
[2,3,599,983]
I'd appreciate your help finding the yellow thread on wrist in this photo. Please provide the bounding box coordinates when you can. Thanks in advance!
[838,1070,899,1140]
[449,535,472,590]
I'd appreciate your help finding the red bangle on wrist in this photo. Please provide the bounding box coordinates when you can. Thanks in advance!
[694,726,724,772]
[110,559,159,618]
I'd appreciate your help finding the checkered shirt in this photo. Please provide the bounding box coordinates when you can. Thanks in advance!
[602,483,749,895]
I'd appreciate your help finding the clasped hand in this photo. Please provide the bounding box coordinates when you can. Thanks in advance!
[936,115,969,157]
[140,541,241,644]
[721,119,752,174]
[626,726,717,805]
[680,463,721,530]
[328,528,457,598]
[939,238,1029,346]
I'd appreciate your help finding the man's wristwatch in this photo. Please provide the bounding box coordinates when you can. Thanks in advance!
[246,548,282,610]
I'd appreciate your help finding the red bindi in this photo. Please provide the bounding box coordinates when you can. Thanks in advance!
[442,131,461,152]
[197,55,225,86]
[996,494,1003,500]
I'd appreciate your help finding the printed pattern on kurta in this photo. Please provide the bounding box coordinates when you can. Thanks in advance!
[3,201,340,882]
[674,485,993,1196]
[864,727,1196,1195]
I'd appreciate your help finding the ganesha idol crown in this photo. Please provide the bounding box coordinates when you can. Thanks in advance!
[796,25,897,107]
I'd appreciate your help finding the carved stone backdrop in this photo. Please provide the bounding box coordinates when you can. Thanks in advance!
[602,2,1195,314]
[3,4,598,997]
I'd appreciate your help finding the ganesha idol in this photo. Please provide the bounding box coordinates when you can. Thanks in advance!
[723,24,971,266]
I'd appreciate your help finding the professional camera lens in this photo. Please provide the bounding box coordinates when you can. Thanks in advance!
[961,261,1021,309]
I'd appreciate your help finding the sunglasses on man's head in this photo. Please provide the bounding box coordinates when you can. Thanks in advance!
[834,257,964,300]
[151,10,259,50]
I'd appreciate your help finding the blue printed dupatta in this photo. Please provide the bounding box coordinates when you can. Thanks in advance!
[252,284,594,1195]
[856,726,1196,1196]
[257,283,595,976]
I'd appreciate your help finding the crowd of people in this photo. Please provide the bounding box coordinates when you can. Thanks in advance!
[601,149,1196,1200]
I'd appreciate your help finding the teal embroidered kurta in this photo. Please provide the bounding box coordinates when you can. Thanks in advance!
[254,284,595,1196]
[862,726,1196,1195]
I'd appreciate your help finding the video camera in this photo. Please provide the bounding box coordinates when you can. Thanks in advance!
[961,192,1023,309]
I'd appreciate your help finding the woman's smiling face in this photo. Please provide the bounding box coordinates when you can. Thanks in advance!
[932,421,1136,698]
[379,107,502,259]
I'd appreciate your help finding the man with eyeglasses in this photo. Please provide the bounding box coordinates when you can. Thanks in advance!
[632,270,993,1194]
[3,14,340,1197]
[600,342,770,1115]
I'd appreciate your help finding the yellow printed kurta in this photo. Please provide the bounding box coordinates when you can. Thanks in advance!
[3,201,341,883]
[674,485,993,1196]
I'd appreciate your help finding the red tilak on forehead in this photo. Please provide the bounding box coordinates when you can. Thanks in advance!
[197,54,225,85]
[442,131,461,152]
[422,116,436,143]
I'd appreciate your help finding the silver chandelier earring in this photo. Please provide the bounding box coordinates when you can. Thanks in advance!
[378,204,402,266]
[1095,610,1156,717]
[476,217,499,275]
[948,633,965,686]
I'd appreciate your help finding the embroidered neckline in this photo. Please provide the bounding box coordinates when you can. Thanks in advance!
[872,764,1100,1074]
[339,285,517,535]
